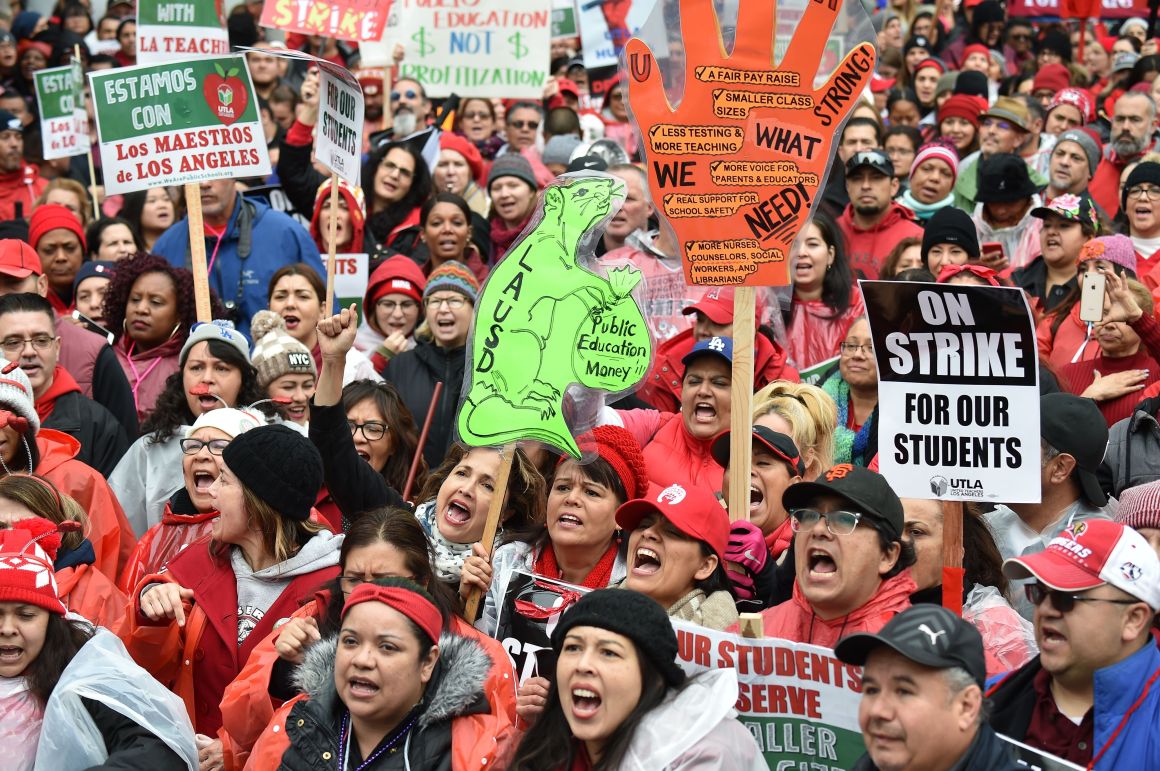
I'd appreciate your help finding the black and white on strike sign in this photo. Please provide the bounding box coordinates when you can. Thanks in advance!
[861,281,1040,504]
[493,570,590,687]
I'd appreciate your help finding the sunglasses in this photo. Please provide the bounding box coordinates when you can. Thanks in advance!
[1024,582,1139,613]
[390,89,419,101]
[509,119,539,130]
[462,111,490,120]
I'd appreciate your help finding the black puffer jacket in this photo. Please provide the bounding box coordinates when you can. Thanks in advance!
[43,390,130,477]
[278,633,494,771]
[382,340,466,468]
[1098,395,1160,498]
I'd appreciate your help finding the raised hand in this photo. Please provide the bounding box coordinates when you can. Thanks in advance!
[626,0,875,286]
[316,304,358,360]
[274,616,322,664]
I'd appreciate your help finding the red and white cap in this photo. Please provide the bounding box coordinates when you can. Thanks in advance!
[1003,519,1160,611]
[615,482,729,559]
[0,526,65,615]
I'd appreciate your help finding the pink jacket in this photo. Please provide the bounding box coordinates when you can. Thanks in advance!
[615,409,723,496]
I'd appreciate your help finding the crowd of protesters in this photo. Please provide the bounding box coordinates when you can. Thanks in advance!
[0,0,1159,769]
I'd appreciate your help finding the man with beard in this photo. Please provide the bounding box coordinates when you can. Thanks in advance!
[987,519,1160,769]
[0,110,46,221]
[838,149,922,279]
[1046,129,1102,206]
[390,77,431,137]
[1091,92,1157,218]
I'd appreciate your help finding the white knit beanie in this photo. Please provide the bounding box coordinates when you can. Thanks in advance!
[249,310,317,389]
[0,359,40,436]
[186,407,264,440]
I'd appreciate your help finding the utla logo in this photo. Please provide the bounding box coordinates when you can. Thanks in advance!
[204,62,247,126]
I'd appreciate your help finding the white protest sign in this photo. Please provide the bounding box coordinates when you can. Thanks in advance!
[333,252,369,307]
[862,281,1040,503]
[577,0,655,69]
[88,56,270,195]
[137,0,230,64]
[318,68,364,186]
[389,0,552,99]
[33,62,88,160]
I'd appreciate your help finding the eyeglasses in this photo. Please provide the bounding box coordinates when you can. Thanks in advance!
[509,120,539,130]
[1024,582,1140,613]
[347,420,388,441]
[0,335,54,354]
[380,160,414,180]
[1127,185,1160,200]
[982,118,1014,131]
[462,110,490,120]
[390,89,419,101]
[340,573,415,594]
[376,299,418,313]
[790,509,863,535]
[840,342,873,356]
[180,438,229,455]
[425,295,468,309]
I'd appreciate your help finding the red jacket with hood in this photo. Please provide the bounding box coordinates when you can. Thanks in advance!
[0,162,48,221]
[752,570,916,647]
[1037,303,1099,375]
[837,203,923,280]
[616,409,723,496]
[117,498,217,593]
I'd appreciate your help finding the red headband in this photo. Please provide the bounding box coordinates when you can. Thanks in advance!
[937,263,1000,286]
[342,583,443,644]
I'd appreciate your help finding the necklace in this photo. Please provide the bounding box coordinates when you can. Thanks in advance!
[338,708,418,771]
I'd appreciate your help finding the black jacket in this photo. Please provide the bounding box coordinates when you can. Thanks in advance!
[1099,395,1160,498]
[278,633,493,771]
[985,656,1041,743]
[82,695,188,769]
[308,400,405,528]
[383,340,466,469]
[43,389,130,476]
[93,344,139,441]
[852,723,1021,771]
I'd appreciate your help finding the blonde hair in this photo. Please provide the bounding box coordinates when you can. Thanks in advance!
[34,179,92,227]
[752,381,838,480]
[211,484,324,565]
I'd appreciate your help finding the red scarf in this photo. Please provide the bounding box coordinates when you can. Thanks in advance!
[533,540,618,589]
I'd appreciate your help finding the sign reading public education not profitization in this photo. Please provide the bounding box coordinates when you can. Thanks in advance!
[89,56,270,195]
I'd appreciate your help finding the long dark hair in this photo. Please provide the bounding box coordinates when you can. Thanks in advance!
[509,646,672,770]
[798,211,854,318]
[319,507,457,637]
[964,503,1009,595]
[364,141,433,244]
[342,379,427,494]
[1047,244,1126,339]
[141,339,266,444]
[24,614,93,704]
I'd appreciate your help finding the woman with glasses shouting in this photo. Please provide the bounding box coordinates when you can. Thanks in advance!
[820,318,880,467]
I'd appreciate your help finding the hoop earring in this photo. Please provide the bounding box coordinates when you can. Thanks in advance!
[168,322,181,340]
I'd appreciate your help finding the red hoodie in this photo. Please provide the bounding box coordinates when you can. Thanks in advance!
[33,365,81,422]
[837,202,923,280]
[0,163,48,221]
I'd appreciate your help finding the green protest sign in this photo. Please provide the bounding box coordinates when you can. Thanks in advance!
[34,61,87,160]
[673,620,866,768]
[458,172,652,458]
[88,56,270,195]
[137,0,229,64]
[552,0,577,39]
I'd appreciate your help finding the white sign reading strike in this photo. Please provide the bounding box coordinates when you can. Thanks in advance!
[89,56,270,195]
[861,281,1041,503]
[33,62,88,160]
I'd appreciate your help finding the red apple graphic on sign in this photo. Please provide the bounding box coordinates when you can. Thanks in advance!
[204,63,247,126]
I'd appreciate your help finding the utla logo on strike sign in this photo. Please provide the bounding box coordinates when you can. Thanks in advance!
[205,63,246,125]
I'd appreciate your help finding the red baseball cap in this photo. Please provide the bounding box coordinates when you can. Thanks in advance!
[0,240,42,279]
[616,481,729,559]
[681,286,766,326]
[1004,519,1160,611]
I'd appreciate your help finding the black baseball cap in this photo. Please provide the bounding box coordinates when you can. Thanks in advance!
[834,605,987,688]
[1041,393,1108,507]
[845,149,894,179]
[711,425,805,477]
[567,155,607,173]
[782,464,904,539]
[0,110,21,135]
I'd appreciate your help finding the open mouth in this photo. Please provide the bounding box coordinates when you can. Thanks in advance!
[1040,627,1067,648]
[193,471,215,493]
[632,546,661,576]
[355,449,371,462]
[693,402,717,422]
[570,687,602,719]
[557,512,583,529]
[347,676,380,698]
[0,645,22,663]
[444,499,472,526]
[435,318,457,334]
[749,484,764,513]
[807,548,838,578]
[282,314,300,331]
[286,404,307,421]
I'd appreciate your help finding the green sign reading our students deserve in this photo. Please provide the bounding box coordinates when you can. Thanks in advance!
[33,61,88,160]
[137,0,229,64]
[89,55,270,194]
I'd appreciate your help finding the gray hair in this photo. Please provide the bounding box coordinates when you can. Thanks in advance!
[1117,91,1157,122]
[943,666,988,724]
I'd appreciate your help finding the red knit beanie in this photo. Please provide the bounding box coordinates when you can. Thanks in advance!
[28,204,85,252]
[938,94,987,129]
[439,132,485,185]
[0,524,65,615]
[365,255,427,309]
[574,425,649,500]
[962,44,991,63]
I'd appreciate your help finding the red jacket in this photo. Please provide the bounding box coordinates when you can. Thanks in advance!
[753,570,916,647]
[837,203,923,280]
[222,596,518,771]
[0,162,48,221]
[35,428,134,581]
[787,289,866,371]
[57,561,128,636]
[122,541,339,735]
[636,329,799,413]
[1037,304,1099,376]
[1058,312,1160,426]
[1091,153,1136,219]
[117,501,217,593]
[616,409,723,496]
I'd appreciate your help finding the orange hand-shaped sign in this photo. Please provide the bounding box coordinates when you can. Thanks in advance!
[626,0,876,287]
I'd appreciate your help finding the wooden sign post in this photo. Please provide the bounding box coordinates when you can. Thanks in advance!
[727,287,756,522]
[463,443,517,622]
[185,182,212,323]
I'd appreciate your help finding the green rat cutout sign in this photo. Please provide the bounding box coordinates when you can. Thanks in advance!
[458,172,652,458]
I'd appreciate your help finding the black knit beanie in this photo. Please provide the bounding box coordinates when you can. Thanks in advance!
[971,0,1005,25]
[954,70,989,100]
[922,207,980,264]
[550,589,686,687]
[221,424,323,522]
[1122,162,1160,212]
